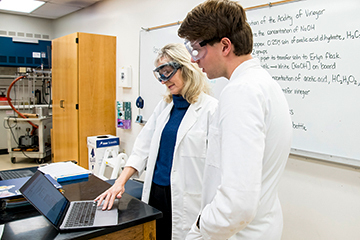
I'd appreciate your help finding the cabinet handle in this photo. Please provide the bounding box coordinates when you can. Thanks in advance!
[60,100,65,108]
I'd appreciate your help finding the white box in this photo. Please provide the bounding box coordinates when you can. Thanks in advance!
[87,135,120,175]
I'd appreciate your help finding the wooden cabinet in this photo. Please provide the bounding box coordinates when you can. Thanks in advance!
[52,32,116,169]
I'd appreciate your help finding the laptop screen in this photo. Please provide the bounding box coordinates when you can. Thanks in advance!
[20,171,68,226]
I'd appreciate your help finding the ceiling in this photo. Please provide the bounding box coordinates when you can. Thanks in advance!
[0,0,103,19]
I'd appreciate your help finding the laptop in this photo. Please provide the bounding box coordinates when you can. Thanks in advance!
[0,168,36,180]
[0,176,31,199]
[20,171,118,231]
[0,168,37,200]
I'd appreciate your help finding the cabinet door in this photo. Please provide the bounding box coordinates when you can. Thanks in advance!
[77,33,116,168]
[52,32,79,163]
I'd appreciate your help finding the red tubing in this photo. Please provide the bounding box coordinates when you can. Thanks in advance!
[7,75,38,135]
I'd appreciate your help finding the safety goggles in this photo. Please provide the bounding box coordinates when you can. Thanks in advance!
[185,38,216,61]
[153,61,182,82]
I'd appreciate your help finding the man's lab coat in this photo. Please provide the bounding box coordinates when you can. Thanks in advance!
[187,58,292,240]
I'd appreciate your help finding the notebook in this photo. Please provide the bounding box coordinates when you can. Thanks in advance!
[38,161,91,183]
[20,171,118,231]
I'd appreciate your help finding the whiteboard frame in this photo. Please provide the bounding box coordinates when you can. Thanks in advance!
[290,149,360,168]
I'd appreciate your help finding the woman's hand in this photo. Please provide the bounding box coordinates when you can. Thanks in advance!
[94,166,137,210]
[94,181,125,210]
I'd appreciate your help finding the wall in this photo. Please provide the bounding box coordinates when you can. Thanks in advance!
[280,156,360,240]
[3,0,360,239]
[0,13,53,38]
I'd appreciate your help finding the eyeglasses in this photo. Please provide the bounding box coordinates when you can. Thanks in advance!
[153,61,182,82]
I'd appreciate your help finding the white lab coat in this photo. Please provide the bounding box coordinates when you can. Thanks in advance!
[125,92,218,240]
[187,58,292,240]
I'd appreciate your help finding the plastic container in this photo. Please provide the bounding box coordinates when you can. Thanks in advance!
[87,135,120,175]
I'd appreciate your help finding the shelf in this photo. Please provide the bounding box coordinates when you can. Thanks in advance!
[0,75,51,79]
[0,105,52,110]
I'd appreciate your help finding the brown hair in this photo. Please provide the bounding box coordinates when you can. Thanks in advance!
[178,0,253,56]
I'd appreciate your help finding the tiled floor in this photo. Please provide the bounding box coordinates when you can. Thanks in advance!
[0,153,45,171]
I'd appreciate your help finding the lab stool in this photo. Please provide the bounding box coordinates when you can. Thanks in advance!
[97,149,127,180]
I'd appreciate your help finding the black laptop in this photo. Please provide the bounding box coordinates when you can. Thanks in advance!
[20,171,118,231]
[0,168,36,180]
[0,167,37,200]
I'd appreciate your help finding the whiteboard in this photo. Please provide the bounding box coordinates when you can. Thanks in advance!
[138,0,360,166]
[247,0,360,165]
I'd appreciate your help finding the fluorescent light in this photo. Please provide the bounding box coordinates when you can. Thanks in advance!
[12,37,39,43]
[0,0,45,13]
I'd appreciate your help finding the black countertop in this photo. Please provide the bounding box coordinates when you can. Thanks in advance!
[0,174,162,240]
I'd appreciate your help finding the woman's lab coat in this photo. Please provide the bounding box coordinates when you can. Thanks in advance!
[125,92,218,240]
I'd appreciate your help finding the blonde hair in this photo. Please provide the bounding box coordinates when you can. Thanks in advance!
[154,43,210,104]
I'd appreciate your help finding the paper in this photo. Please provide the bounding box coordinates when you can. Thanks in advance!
[38,162,91,181]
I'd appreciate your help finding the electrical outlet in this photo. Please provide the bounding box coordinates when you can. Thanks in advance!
[118,66,132,88]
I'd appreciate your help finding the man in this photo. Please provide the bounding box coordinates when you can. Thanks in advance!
[178,0,292,239]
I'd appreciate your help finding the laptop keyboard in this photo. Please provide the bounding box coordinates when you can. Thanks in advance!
[64,202,97,227]
[0,170,34,180]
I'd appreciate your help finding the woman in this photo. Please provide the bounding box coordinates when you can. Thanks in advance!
[95,43,218,240]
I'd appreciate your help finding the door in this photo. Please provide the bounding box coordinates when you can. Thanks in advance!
[77,33,116,168]
[52,32,79,163]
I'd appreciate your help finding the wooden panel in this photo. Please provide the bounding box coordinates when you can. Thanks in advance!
[90,221,156,240]
[143,220,156,240]
[77,33,116,168]
[52,32,79,163]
